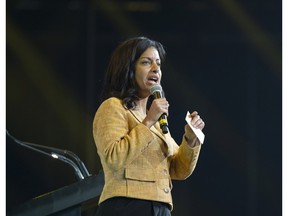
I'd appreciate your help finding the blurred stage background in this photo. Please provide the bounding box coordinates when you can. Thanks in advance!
[6,0,282,215]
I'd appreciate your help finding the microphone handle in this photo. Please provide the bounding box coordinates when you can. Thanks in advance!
[152,91,169,134]
[159,113,169,134]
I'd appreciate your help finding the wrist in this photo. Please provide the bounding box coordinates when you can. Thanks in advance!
[184,133,196,141]
[184,134,198,148]
[142,118,153,128]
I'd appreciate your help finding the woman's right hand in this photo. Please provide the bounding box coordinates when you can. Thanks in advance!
[142,98,169,128]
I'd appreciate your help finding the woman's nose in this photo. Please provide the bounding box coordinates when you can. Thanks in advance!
[152,62,160,73]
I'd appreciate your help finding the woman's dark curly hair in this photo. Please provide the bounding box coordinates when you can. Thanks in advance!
[101,37,166,109]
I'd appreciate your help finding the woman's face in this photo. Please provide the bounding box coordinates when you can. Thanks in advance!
[134,46,162,98]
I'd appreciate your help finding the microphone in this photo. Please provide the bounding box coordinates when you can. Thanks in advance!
[6,130,90,180]
[150,84,169,134]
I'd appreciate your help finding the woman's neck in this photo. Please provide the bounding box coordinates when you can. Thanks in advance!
[136,97,148,117]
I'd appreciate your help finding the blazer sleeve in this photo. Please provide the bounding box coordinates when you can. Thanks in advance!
[93,98,154,171]
[169,136,202,180]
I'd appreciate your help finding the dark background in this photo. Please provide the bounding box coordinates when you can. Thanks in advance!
[6,0,282,215]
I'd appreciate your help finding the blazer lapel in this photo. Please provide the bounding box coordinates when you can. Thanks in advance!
[129,109,166,142]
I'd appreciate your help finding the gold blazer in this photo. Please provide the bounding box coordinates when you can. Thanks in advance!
[93,97,201,210]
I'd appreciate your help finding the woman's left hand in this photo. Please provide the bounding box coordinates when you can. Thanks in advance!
[184,111,205,147]
[189,111,205,130]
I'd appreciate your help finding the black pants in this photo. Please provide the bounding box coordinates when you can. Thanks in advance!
[95,197,171,216]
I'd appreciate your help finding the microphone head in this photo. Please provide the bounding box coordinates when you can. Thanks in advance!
[150,83,162,95]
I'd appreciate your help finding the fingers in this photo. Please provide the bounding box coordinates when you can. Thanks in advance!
[153,98,169,116]
[189,111,205,130]
[194,118,205,129]
[190,111,198,117]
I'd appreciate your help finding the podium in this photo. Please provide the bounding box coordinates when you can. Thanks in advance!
[7,172,104,216]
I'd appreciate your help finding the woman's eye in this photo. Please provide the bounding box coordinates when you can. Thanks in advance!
[142,61,150,65]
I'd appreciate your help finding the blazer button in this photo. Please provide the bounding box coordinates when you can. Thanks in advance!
[164,188,170,193]
[163,169,168,176]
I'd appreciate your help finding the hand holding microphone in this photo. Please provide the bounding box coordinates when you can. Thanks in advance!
[142,84,169,134]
